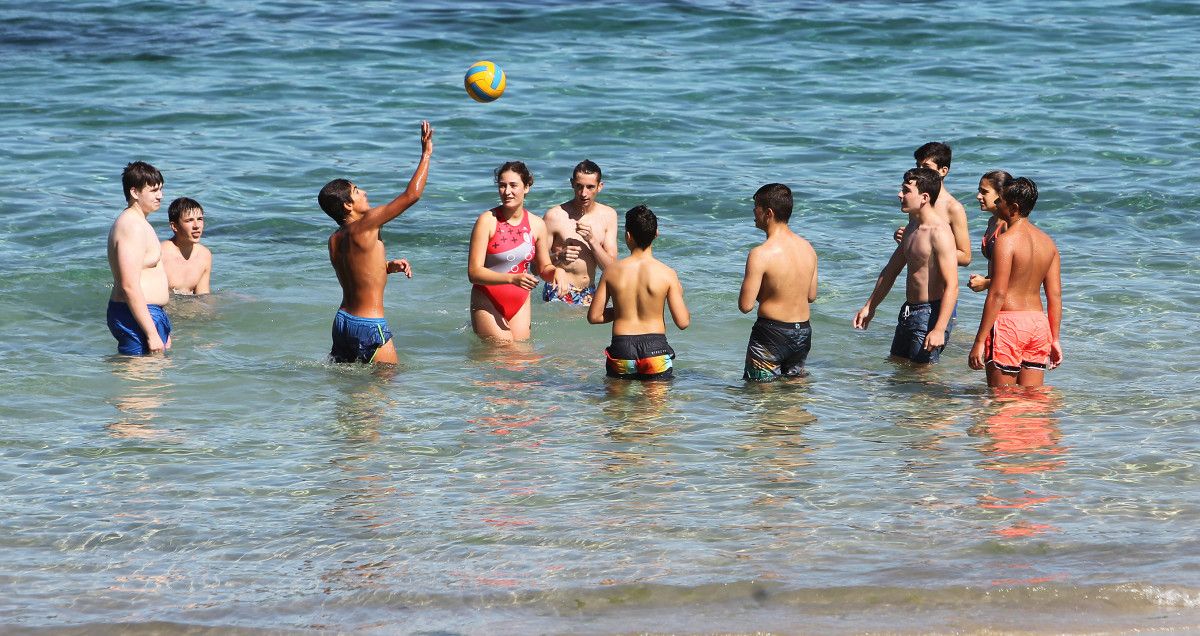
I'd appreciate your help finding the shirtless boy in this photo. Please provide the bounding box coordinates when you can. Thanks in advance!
[317,121,432,364]
[854,167,959,363]
[587,205,690,380]
[738,183,819,381]
[160,197,212,295]
[107,161,171,355]
[542,159,618,306]
[968,177,1063,386]
[896,142,971,266]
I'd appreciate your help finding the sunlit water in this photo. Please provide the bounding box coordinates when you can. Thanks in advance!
[1,1,1198,633]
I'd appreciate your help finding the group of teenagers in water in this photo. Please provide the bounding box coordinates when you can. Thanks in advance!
[107,121,1062,388]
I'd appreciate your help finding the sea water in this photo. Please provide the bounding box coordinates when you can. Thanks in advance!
[1,1,1198,634]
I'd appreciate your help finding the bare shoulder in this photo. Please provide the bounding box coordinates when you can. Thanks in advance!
[595,203,618,222]
[543,203,567,222]
[197,244,213,261]
[528,212,548,232]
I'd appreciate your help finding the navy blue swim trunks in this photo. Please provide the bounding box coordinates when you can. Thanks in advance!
[890,300,952,364]
[330,309,393,363]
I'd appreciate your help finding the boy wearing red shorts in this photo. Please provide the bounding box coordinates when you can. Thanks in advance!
[968,177,1064,386]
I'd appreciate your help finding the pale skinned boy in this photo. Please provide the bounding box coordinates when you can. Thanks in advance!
[854,167,959,363]
[542,159,618,306]
[738,183,819,381]
[317,121,433,364]
[968,177,1063,387]
[587,205,690,380]
[107,161,171,355]
[161,197,212,295]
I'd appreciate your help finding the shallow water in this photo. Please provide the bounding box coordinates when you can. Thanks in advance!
[2,1,1199,634]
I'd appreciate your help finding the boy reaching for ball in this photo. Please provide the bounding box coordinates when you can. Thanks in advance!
[317,120,433,364]
[587,205,690,380]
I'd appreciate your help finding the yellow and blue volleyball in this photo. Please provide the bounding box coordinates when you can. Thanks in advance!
[464,60,506,103]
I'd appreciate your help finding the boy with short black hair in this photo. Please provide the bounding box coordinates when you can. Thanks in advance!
[587,205,690,380]
[854,167,959,363]
[107,160,171,355]
[739,183,819,381]
[318,120,433,364]
[161,197,212,295]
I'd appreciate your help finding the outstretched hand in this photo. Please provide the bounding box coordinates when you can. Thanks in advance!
[387,258,413,278]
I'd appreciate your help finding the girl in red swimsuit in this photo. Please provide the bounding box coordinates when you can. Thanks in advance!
[468,161,556,342]
[968,170,1013,293]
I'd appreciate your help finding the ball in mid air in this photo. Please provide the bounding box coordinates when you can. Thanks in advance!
[464,60,506,103]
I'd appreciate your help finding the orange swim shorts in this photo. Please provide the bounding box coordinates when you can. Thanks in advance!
[985,311,1052,373]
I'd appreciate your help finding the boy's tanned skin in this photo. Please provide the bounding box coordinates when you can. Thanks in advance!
[588,206,689,380]
[855,168,959,362]
[161,198,212,295]
[321,121,433,364]
[739,183,819,381]
[895,142,971,267]
[969,178,1063,386]
[543,160,618,305]
[108,162,170,354]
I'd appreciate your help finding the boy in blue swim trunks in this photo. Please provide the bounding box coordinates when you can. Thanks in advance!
[587,205,689,380]
[542,160,618,307]
[854,167,959,364]
[107,160,172,355]
[317,121,432,364]
[738,184,819,381]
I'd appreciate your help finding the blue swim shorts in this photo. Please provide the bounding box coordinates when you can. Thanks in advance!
[330,309,393,363]
[890,300,952,364]
[107,300,172,355]
[542,281,596,306]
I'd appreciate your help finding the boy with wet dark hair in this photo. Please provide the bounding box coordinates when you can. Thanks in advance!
[542,159,618,306]
[318,120,433,364]
[107,161,171,355]
[161,197,212,295]
[898,141,971,267]
[969,176,1063,386]
[739,183,819,381]
[854,167,958,363]
[587,205,690,380]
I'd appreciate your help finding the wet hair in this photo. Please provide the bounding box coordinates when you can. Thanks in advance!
[753,183,794,223]
[914,142,952,170]
[903,167,942,206]
[495,161,534,187]
[980,169,1013,194]
[1003,176,1039,217]
[122,161,163,203]
[318,178,353,225]
[571,159,602,183]
[167,197,204,224]
[625,204,657,248]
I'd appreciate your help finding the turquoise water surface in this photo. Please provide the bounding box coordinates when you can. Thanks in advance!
[1,1,1198,634]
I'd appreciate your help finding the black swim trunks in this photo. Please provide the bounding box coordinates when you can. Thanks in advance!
[605,333,675,380]
[744,317,812,381]
[890,300,952,363]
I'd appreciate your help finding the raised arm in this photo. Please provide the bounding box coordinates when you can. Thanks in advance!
[358,120,433,231]
[853,246,906,330]
[737,247,764,314]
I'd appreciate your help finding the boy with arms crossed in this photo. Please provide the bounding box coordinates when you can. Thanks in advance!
[317,121,433,364]
[968,177,1063,386]
[587,205,689,380]
[542,159,618,306]
[738,183,818,381]
[107,161,171,355]
[160,197,212,295]
[854,167,959,363]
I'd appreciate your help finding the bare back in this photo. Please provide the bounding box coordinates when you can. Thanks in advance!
[329,225,388,318]
[994,221,1059,312]
[601,254,686,335]
[900,219,955,303]
[742,228,817,322]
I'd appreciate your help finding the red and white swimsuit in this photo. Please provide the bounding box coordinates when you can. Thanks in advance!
[475,208,535,321]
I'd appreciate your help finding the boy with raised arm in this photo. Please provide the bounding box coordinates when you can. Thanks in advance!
[854,167,959,363]
[739,183,818,381]
[107,161,171,355]
[587,205,690,380]
[968,177,1063,386]
[542,159,618,306]
[317,120,433,364]
[160,197,212,295]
